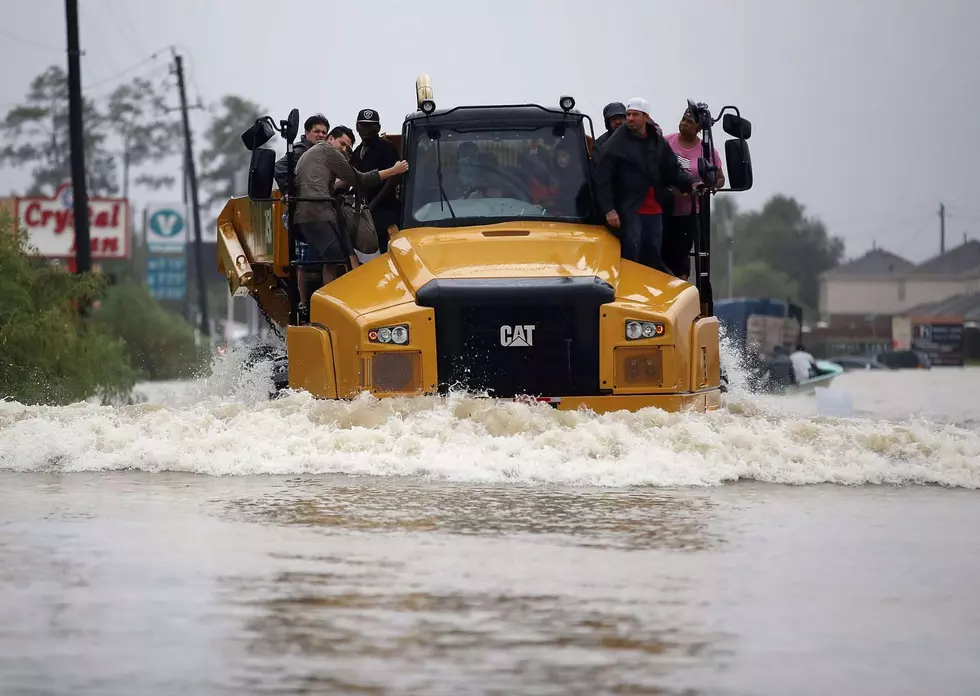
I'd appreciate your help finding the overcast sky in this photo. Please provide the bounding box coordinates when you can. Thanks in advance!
[2,0,979,264]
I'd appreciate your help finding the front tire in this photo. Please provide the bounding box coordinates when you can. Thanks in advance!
[270,355,289,398]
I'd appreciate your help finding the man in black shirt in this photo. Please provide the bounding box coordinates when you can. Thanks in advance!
[349,108,401,253]
[594,97,693,272]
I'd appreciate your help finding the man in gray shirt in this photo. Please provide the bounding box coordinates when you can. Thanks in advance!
[293,125,408,317]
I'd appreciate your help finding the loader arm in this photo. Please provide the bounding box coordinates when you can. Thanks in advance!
[216,194,292,330]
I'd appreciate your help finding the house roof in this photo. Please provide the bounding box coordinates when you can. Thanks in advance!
[821,248,915,278]
[902,292,980,320]
[909,239,980,276]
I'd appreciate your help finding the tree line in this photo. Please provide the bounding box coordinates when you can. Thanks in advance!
[0,64,264,217]
[709,194,844,316]
[2,64,846,320]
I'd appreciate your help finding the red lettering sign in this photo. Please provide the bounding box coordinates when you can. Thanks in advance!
[14,183,129,260]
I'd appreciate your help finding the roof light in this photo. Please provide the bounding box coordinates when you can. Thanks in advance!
[559,96,575,112]
[416,74,436,115]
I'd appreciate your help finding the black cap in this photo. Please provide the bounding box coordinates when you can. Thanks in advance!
[602,102,627,121]
[356,108,380,124]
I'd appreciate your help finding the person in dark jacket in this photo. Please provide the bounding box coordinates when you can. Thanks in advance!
[594,102,626,151]
[348,108,401,253]
[593,97,694,272]
[274,113,329,193]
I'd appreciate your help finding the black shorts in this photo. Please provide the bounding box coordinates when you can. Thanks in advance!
[294,220,345,264]
[662,213,698,277]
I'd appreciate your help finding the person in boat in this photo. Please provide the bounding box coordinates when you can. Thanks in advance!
[293,125,409,321]
[790,343,818,383]
[769,344,796,387]
[662,108,725,279]
[594,102,627,151]
[593,97,694,272]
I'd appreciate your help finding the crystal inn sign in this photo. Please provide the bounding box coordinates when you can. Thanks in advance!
[15,183,130,259]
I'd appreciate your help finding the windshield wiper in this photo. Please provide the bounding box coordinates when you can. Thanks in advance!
[433,132,456,219]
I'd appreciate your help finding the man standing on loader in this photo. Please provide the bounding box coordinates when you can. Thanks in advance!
[293,125,408,322]
[593,97,694,273]
[594,102,626,151]
[274,113,329,192]
[275,113,329,265]
[348,108,402,254]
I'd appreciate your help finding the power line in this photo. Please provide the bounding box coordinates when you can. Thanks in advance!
[83,47,172,91]
[0,28,64,53]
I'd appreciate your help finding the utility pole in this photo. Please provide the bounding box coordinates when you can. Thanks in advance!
[939,202,946,254]
[181,149,190,323]
[172,49,209,339]
[64,0,90,274]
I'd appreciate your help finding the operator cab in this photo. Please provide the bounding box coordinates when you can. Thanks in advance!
[398,104,600,231]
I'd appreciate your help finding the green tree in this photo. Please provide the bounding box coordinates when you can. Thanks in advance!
[0,212,137,405]
[708,194,738,297]
[198,95,265,211]
[732,195,844,312]
[0,66,118,196]
[105,76,182,199]
[731,260,800,300]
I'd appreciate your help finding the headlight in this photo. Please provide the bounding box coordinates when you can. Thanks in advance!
[368,324,410,344]
[390,326,408,344]
[625,319,665,340]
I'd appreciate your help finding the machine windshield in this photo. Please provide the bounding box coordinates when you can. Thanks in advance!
[407,125,593,225]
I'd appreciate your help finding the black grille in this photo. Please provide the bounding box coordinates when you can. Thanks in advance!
[417,277,612,398]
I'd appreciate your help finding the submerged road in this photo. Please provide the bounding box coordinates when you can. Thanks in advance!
[1,360,979,695]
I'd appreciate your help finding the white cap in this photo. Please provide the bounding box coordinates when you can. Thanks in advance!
[626,97,651,117]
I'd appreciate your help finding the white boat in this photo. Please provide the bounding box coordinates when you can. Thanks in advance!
[785,359,845,394]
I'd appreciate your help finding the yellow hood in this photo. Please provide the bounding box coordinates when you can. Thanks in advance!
[387,221,622,294]
[318,220,694,319]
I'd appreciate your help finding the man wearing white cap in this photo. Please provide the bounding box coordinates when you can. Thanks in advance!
[594,97,694,272]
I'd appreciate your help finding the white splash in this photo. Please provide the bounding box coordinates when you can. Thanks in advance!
[2,338,978,488]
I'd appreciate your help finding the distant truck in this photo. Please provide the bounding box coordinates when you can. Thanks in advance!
[217,75,756,413]
[714,297,844,392]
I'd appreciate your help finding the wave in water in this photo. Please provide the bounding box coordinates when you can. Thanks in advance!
[2,335,978,488]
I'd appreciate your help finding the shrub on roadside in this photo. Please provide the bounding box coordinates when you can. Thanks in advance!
[92,281,210,381]
[0,212,138,405]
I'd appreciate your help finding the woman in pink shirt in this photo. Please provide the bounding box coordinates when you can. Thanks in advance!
[662,109,725,279]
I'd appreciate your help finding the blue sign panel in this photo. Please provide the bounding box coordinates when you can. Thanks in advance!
[145,204,187,253]
[146,255,187,302]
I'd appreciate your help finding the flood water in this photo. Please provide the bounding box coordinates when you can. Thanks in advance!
[2,349,979,695]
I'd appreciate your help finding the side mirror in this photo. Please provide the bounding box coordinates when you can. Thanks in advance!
[724,139,753,191]
[697,157,719,188]
[241,118,275,151]
[284,108,300,145]
[248,148,276,200]
[723,114,752,140]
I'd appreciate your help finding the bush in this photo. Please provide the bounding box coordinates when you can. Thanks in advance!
[0,212,138,405]
[93,281,210,381]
